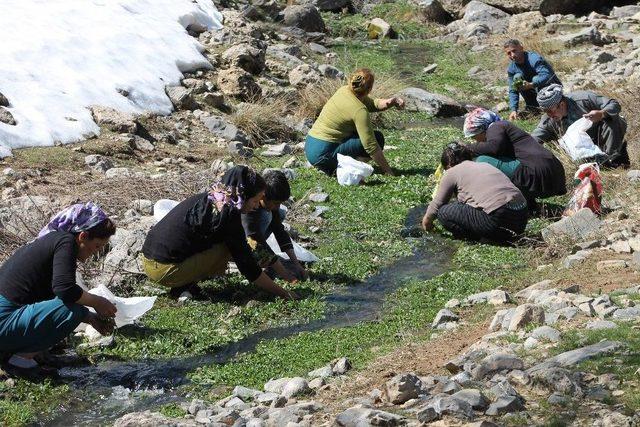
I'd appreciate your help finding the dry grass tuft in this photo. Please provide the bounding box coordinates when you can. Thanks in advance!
[293,74,408,122]
[230,97,294,146]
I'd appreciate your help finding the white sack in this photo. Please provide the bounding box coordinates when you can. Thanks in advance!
[154,199,180,223]
[558,118,605,161]
[89,284,156,328]
[336,154,374,186]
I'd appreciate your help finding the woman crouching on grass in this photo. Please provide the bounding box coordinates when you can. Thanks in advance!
[422,143,528,243]
[0,203,117,370]
[141,165,298,301]
[305,68,405,176]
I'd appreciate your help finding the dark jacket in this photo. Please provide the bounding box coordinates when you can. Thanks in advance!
[0,231,82,305]
[142,193,265,282]
[469,121,566,198]
[508,51,561,112]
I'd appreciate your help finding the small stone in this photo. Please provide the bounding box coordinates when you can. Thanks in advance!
[332,357,351,375]
[485,396,525,416]
[532,326,561,342]
[508,304,545,331]
[308,192,329,203]
[281,377,309,398]
[432,309,459,328]
[612,307,640,320]
[610,240,632,254]
[422,63,438,74]
[472,353,524,380]
[451,389,489,410]
[309,377,326,390]
[166,86,197,110]
[547,393,568,406]
[627,169,640,182]
[262,143,292,157]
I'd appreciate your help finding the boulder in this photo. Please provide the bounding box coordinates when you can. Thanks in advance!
[281,377,310,398]
[367,18,397,39]
[508,11,546,32]
[0,195,51,239]
[217,68,262,101]
[397,87,466,117]
[222,43,266,75]
[90,106,137,134]
[413,0,452,24]
[541,208,601,243]
[315,0,351,12]
[201,115,250,143]
[460,0,509,35]
[554,26,615,48]
[283,5,326,33]
[485,396,525,416]
[425,395,475,420]
[114,411,197,427]
[472,353,524,380]
[508,304,545,331]
[451,389,489,410]
[610,5,640,18]
[612,307,640,321]
[0,108,16,126]
[335,406,406,426]
[539,0,603,16]
[288,64,322,87]
[385,373,424,404]
[332,357,352,375]
[482,0,542,14]
[318,64,345,80]
[545,341,624,367]
[104,223,152,274]
[531,325,561,342]
[165,86,197,111]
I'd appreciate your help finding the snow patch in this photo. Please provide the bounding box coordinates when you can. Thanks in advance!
[0,0,222,157]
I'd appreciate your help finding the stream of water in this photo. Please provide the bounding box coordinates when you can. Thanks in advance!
[46,207,455,426]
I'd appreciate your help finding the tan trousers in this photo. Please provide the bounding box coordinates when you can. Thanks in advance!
[141,243,232,288]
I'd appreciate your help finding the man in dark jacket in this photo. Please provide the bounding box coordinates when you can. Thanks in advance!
[504,39,561,121]
[533,84,630,168]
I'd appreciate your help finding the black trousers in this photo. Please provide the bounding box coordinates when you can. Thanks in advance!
[437,202,528,243]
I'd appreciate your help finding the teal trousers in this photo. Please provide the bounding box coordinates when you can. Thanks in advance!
[0,295,88,353]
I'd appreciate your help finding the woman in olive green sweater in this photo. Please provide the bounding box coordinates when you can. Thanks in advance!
[305,68,405,176]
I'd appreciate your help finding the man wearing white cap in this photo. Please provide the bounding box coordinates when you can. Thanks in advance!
[532,84,630,168]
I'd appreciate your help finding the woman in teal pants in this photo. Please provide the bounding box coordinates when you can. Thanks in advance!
[0,202,117,369]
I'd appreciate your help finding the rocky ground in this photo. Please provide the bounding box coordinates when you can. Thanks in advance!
[2,0,640,426]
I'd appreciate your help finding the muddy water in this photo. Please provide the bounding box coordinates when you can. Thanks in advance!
[47,207,455,426]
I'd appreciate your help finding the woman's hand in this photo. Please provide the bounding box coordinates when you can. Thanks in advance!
[85,312,116,336]
[392,97,405,109]
[421,214,434,231]
[93,295,117,318]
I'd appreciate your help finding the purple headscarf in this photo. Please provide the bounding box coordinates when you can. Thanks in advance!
[38,202,108,239]
[208,165,259,211]
[463,108,501,138]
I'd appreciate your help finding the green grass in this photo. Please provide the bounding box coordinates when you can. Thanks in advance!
[554,324,640,412]
[323,1,439,40]
[0,379,69,426]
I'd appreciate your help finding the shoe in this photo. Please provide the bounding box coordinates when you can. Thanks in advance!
[8,354,38,369]
[177,290,193,303]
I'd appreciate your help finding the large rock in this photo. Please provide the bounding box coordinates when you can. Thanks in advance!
[0,195,51,240]
[114,411,197,427]
[554,26,615,48]
[201,115,250,143]
[281,377,310,398]
[367,18,397,39]
[0,108,16,126]
[397,87,466,117]
[222,43,266,75]
[283,4,326,33]
[288,64,322,87]
[217,68,262,101]
[508,11,546,32]
[485,396,525,416]
[90,106,137,134]
[472,353,524,380]
[542,341,624,368]
[451,389,489,410]
[336,406,406,426]
[385,373,424,404]
[413,0,452,24]
[481,0,542,14]
[422,395,475,421]
[165,86,197,111]
[539,0,615,16]
[315,0,351,12]
[541,208,601,243]
[104,220,154,274]
[508,304,545,331]
[462,1,509,28]
[610,5,640,18]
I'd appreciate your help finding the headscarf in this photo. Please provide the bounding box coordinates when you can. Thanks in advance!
[463,108,501,138]
[537,84,564,110]
[208,165,260,211]
[38,202,108,238]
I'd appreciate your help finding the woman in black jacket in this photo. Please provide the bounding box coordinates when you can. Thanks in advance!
[141,165,297,300]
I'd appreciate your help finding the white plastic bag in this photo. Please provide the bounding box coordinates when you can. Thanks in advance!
[266,234,319,262]
[89,285,157,328]
[336,154,374,186]
[558,118,605,161]
[153,199,180,223]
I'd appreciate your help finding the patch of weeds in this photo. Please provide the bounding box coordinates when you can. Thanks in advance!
[554,324,640,411]
[159,403,187,418]
[0,379,69,426]
[11,145,83,170]
[323,1,439,40]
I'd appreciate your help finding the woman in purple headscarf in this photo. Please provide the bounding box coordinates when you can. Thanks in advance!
[0,202,117,370]
[141,165,298,301]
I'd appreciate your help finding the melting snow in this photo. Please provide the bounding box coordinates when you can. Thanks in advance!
[0,0,222,157]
